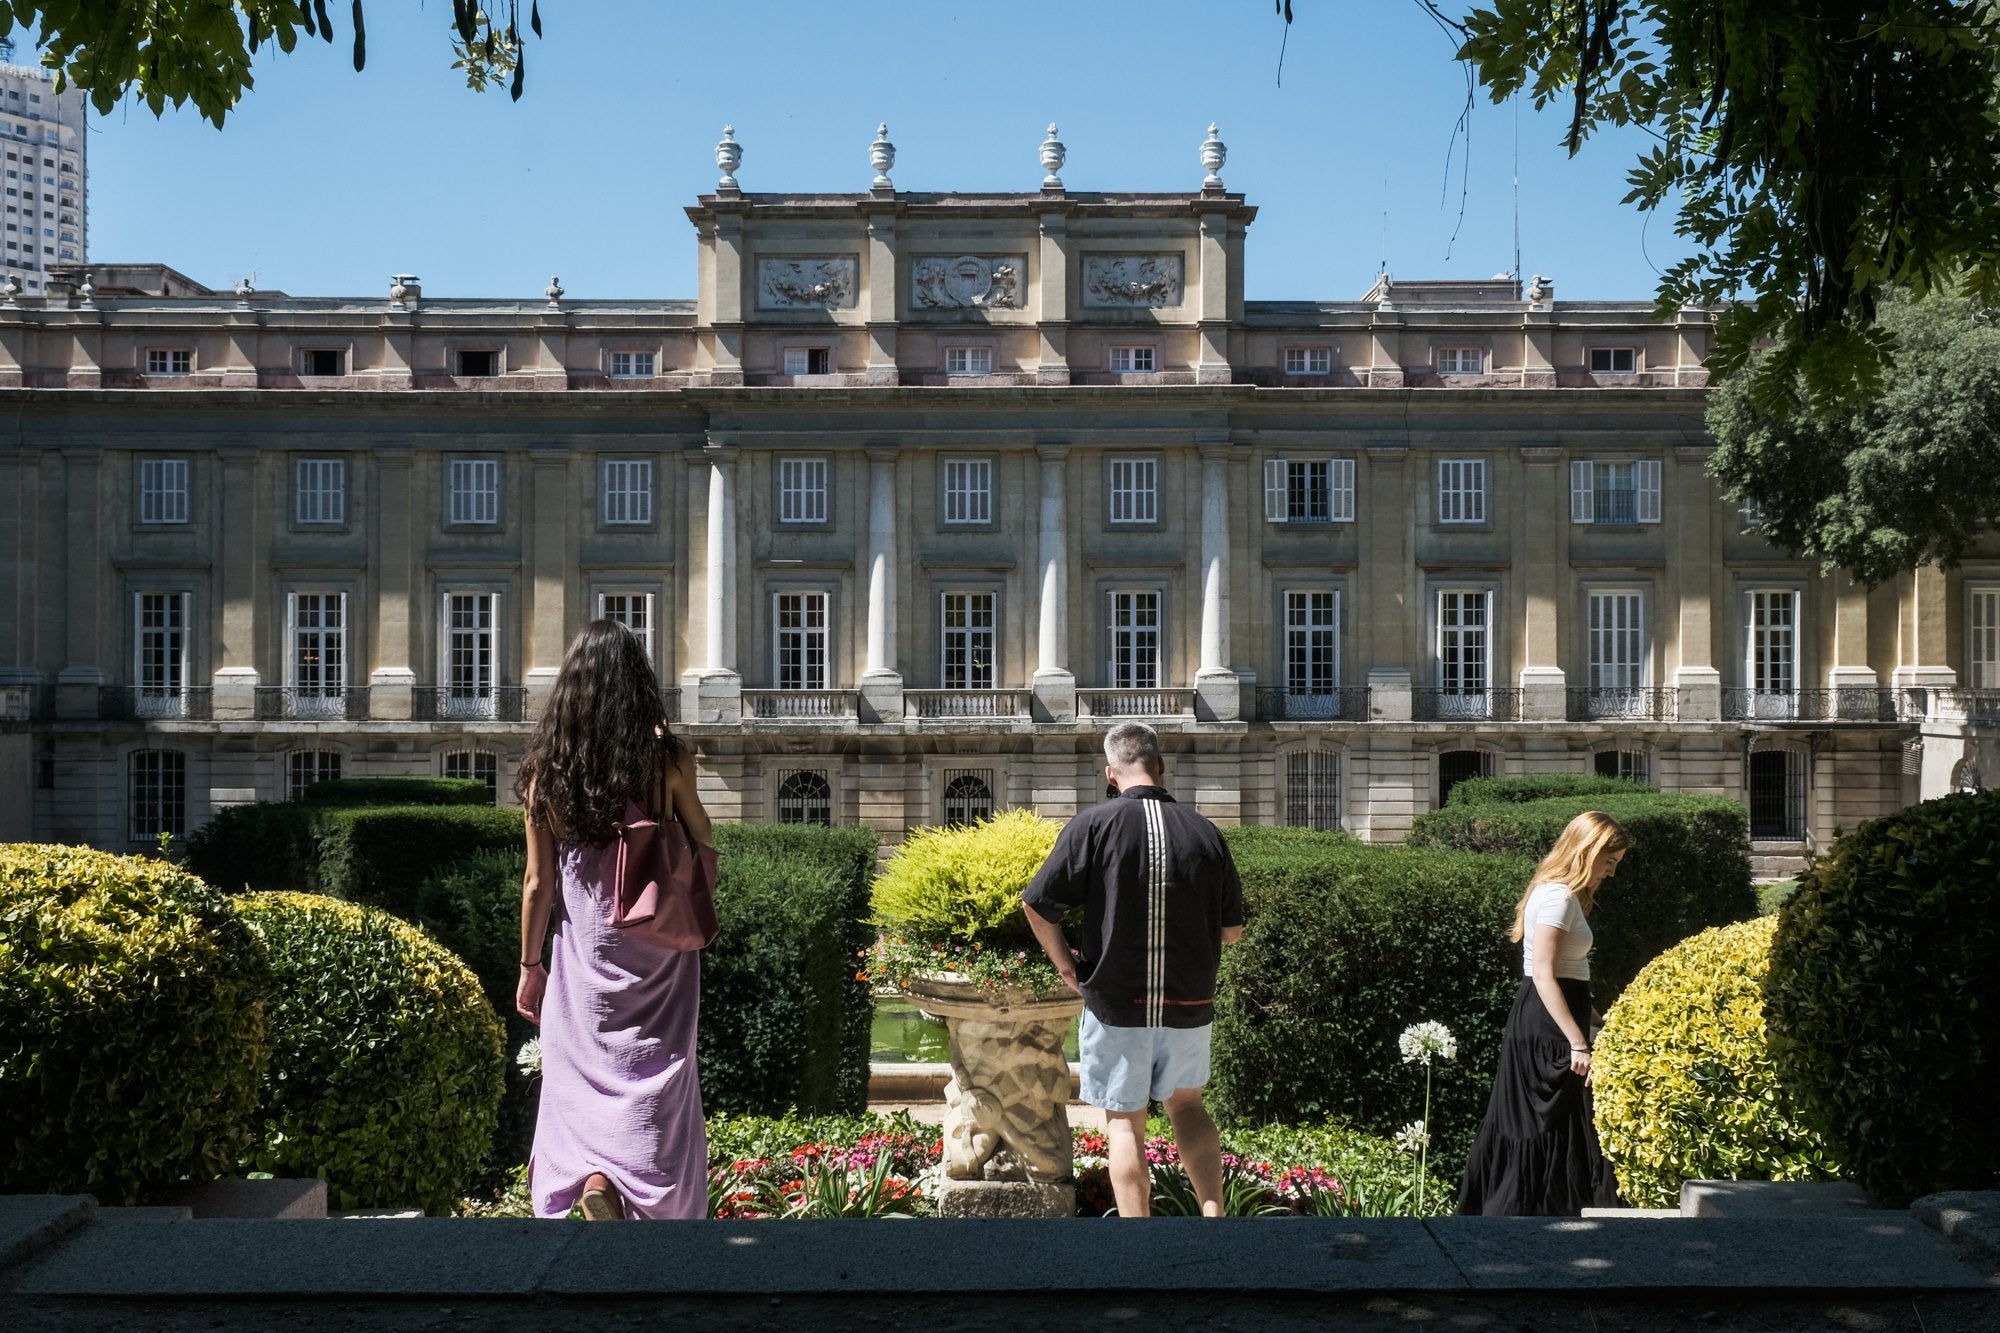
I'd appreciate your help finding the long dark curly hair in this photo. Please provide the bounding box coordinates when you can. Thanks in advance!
[513,619,684,845]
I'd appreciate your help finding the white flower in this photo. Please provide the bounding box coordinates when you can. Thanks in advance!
[1395,1120,1431,1154]
[515,1037,543,1077]
[1399,1020,1458,1066]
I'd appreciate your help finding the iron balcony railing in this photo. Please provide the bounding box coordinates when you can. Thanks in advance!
[1592,487,1639,525]
[1567,686,1678,721]
[1077,688,1197,719]
[104,686,214,721]
[1256,687,1371,721]
[743,689,859,720]
[906,689,1032,720]
[1413,687,1523,722]
[412,686,529,722]
[254,687,371,721]
[0,683,48,722]
[1722,687,1901,722]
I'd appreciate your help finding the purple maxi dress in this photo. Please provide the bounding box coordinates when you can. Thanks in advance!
[531,833,707,1219]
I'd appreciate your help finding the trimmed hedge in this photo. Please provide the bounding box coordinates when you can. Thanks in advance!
[1768,790,2000,1205]
[0,844,272,1204]
[300,777,491,806]
[1446,774,1657,808]
[238,892,504,1215]
[1209,829,1531,1167]
[183,802,321,894]
[1407,793,1757,1007]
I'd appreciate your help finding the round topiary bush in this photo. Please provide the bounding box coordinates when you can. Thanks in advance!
[1766,790,2000,1205]
[237,891,505,1214]
[870,808,1061,952]
[0,843,271,1203]
[1594,916,1842,1207]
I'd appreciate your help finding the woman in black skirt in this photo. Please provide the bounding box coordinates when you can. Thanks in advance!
[1458,810,1630,1216]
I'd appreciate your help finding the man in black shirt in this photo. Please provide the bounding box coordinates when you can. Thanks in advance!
[1021,722,1245,1218]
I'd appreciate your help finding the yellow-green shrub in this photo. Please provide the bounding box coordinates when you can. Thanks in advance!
[0,844,271,1203]
[1594,916,1841,1207]
[237,892,504,1214]
[870,808,1061,952]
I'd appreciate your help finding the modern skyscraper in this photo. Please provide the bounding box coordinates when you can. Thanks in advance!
[0,41,86,296]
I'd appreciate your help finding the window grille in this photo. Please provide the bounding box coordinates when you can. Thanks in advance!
[1570,459,1662,524]
[129,749,187,842]
[1437,750,1492,808]
[1594,750,1649,782]
[288,750,342,801]
[1749,749,1806,840]
[1284,749,1339,831]
[442,750,499,804]
[776,769,832,826]
[941,770,995,827]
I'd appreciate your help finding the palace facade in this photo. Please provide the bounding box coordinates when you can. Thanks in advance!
[2,141,1994,870]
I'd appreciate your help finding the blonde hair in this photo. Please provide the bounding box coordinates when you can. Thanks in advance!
[1508,811,1632,943]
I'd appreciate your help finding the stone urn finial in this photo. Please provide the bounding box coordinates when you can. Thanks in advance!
[870,122,896,191]
[1040,123,1066,190]
[715,124,742,192]
[1200,122,1226,191]
[545,274,564,309]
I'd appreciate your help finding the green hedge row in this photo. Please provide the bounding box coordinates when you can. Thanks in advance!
[301,778,491,806]
[1446,774,1656,807]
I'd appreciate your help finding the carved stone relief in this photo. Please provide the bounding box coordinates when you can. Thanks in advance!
[1081,254,1184,308]
[912,255,1026,310]
[755,257,859,310]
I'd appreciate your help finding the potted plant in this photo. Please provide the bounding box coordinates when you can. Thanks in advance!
[864,808,1081,1216]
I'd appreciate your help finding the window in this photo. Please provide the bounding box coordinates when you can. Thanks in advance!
[1435,347,1483,375]
[601,459,654,525]
[294,459,346,525]
[777,769,832,825]
[1747,589,1799,712]
[1107,457,1158,525]
[941,769,995,827]
[1589,346,1638,374]
[138,458,190,525]
[599,592,656,664]
[1436,590,1489,699]
[1437,749,1493,808]
[128,749,186,842]
[145,348,192,376]
[1570,459,1662,525]
[288,592,347,714]
[944,346,992,376]
[609,350,656,379]
[1436,459,1487,525]
[1108,591,1161,689]
[441,592,499,717]
[447,458,500,526]
[454,349,498,377]
[1285,749,1340,831]
[1109,345,1156,373]
[1587,591,1646,709]
[134,592,190,715]
[1738,497,1766,533]
[1262,458,1355,524]
[940,592,996,690]
[777,457,829,525]
[287,750,342,802]
[1284,347,1332,376]
[775,592,829,690]
[942,459,992,525]
[1971,587,2000,690]
[1595,750,1650,783]
[300,349,345,377]
[783,347,832,376]
[1284,591,1340,698]
[442,750,500,804]
[1749,749,1806,840]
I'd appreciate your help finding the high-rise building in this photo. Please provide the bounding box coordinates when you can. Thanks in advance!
[0,42,86,296]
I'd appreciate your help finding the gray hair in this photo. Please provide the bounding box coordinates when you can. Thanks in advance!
[1103,722,1163,774]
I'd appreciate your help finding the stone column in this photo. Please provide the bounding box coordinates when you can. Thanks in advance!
[210,453,262,720]
[1827,569,1879,713]
[1516,446,1566,721]
[367,453,417,718]
[1031,444,1075,719]
[681,443,743,722]
[1671,446,1722,720]
[859,448,905,722]
[1193,445,1240,721]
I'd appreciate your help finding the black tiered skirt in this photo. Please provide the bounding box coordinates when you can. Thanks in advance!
[1457,977,1621,1216]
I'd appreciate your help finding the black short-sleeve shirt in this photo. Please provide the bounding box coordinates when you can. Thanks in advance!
[1021,786,1245,1030]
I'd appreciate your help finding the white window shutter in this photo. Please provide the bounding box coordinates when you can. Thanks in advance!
[1637,459,1662,522]
[1570,460,1594,523]
[1264,458,1287,523]
[1331,458,1356,521]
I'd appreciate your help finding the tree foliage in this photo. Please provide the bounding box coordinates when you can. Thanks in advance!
[1708,290,2000,587]
[0,0,539,128]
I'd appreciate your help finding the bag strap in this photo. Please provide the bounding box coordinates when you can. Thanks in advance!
[652,738,676,826]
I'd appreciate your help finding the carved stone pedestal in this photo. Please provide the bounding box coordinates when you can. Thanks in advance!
[899,973,1082,1220]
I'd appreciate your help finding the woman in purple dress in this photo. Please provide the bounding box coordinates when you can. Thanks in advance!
[513,620,714,1221]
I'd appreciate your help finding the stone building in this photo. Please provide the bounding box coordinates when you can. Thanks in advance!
[0,42,86,298]
[1,126,1993,872]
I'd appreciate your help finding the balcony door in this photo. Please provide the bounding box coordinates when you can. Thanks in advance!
[1435,590,1489,716]
[1587,591,1645,716]
[940,592,996,690]
[134,592,190,717]
[1284,590,1339,711]
[442,592,498,718]
[1108,591,1161,690]
[1747,590,1798,718]
[288,592,347,717]
[775,592,829,691]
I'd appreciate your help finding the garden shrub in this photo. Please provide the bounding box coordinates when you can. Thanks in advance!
[1594,916,1842,1207]
[869,808,1062,953]
[184,801,321,893]
[237,891,504,1214]
[0,844,272,1204]
[1407,793,1757,1007]
[310,803,524,918]
[299,777,490,806]
[1209,836,1531,1167]
[1446,774,1656,807]
[1766,790,2000,1205]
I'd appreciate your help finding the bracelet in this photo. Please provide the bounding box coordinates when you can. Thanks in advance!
[520,958,545,968]
[1571,1045,1591,1053]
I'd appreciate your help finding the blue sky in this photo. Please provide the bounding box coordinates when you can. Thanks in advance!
[72,0,1690,302]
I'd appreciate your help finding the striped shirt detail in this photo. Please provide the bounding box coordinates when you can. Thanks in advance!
[1142,793,1167,1026]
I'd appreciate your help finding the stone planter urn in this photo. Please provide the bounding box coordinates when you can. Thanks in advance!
[898,972,1084,1218]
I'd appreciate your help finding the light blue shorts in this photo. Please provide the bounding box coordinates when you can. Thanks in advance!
[1077,1010,1213,1114]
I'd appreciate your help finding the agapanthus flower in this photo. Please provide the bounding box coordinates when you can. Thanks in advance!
[1394,1119,1431,1154]
[514,1037,542,1077]
[1398,1020,1458,1066]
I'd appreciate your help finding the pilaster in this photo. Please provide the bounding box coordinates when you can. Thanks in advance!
[1035,212,1070,386]
[211,453,262,719]
[1517,445,1566,720]
[1031,443,1074,719]
[1670,446,1721,719]
[368,452,417,718]
[523,450,570,713]
[862,212,899,386]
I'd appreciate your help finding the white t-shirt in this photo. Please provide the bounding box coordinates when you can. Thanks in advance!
[1521,881,1592,981]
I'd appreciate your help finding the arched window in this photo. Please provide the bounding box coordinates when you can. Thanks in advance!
[129,748,186,842]
[1593,749,1649,783]
[1284,748,1340,831]
[1437,749,1493,808]
[1748,748,1806,839]
[442,750,499,805]
[941,770,995,827]
[288,749,343,802]
[777,769,832,826]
